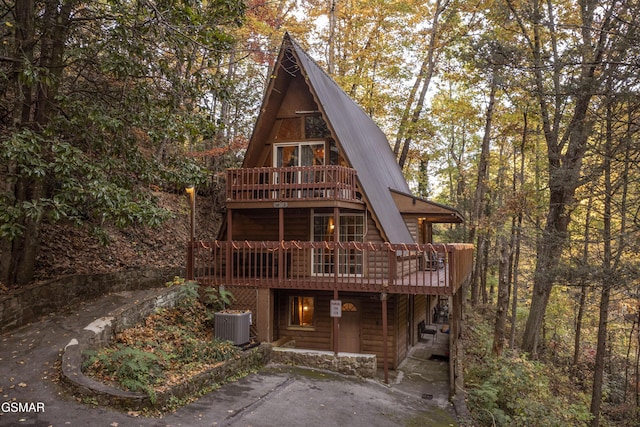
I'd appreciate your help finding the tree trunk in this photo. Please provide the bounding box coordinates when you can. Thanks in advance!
[481,232,490,304]
[623,318,636,403]
[1,0,36,285]
[0,0,72,285]
[492,236,510,356]
[327,0,336,74]
[394,0,444,168]
[636,330,640,406]
[509,111,526,349]
[508,0,616,356]
[591,282,610,427]
[574,284,588,366]
[471,234,484,304]
[590,87,631,426]
[470,77,496,305]
[573,195,593,367]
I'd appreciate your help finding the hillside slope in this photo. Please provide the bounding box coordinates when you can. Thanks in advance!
[32,191,222,284]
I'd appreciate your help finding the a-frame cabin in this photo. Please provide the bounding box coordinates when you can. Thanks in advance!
[191,33,473,386]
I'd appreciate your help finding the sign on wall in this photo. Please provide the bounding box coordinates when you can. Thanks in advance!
[330,300,342,317]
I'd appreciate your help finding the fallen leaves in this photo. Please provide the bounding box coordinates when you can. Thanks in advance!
[83,298,240,396]
[33,191,221,282]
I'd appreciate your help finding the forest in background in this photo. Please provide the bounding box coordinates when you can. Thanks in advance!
[1,1,639,426]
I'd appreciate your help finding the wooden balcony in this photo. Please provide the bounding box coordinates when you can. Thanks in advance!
[191,241,473,296]
[226,166,362,207]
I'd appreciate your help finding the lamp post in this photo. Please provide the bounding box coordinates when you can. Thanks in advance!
[185,186,196,280]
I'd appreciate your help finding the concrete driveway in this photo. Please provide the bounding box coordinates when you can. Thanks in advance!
[0,289,459,426]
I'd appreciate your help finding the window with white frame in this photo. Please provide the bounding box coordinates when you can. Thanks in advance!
[312,213,364,275]
[273,142,325,191]
[274,142,324,169]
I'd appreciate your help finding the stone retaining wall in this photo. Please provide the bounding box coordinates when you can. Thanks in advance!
[26,269,380,410]
[271,347,377,378]
[60,285,272,411]
[0,267,181,334]
[63,340,271,410]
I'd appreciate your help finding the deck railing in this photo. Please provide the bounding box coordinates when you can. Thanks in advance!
[190,241,473,296]
[226,166,360,203]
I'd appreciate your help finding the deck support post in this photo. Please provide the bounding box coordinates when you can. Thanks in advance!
[450,290,463,398]
[333,289,339,356]
[381,291,388,384]
[226,208,233,284]
[257,288,273,343]
[333,207,340,356]
[278,208,284,285]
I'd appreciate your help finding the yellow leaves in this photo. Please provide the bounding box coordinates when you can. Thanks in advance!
[7,381,27,389]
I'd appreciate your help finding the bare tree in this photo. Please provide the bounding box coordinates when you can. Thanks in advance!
[393,0,448,169]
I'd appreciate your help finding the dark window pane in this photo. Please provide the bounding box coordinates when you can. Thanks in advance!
[305,115,330,139]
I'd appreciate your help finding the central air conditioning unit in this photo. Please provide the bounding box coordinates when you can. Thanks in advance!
[214,310,251,345]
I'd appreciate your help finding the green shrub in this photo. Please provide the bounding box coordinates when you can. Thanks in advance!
[83,280,241,403]
[84,345,165,403]
[202,286,235,312]
[464,311,592,426]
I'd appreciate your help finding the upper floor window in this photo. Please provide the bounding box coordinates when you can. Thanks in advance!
[274,142,325,168]
[305,115,330,139]
[271,115,329,142]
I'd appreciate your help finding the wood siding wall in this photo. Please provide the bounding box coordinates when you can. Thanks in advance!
[230,208,397,281]
[404,217,419,242]
[396,295,408,365]
[413,295,427,344]
[232,209,310,241]
[364,214,392,279]
[272,290,404,369]
[274,290,332,351]
[225,288,429,370]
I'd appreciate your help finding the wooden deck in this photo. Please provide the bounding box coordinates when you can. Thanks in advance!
[190,241,473,296]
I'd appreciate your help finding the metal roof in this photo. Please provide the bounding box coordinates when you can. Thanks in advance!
[389,189,465,223]
[286,35,415,243]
